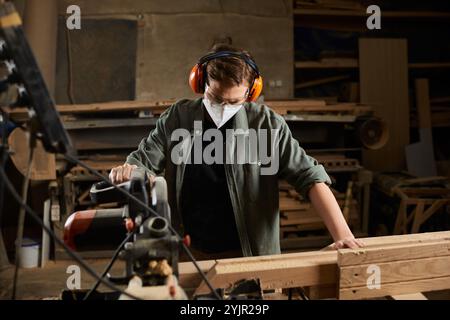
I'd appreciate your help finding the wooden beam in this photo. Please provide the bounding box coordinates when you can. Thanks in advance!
[193,250,338,296]
[338,240,450,266]
[266,102,372,116]
[340,256,450,288]
[340,276,450,300]
[295,60,450,70]
[178,260,216,290]
[6,99,372,122]
[294,8,450,19]
[295,75,351,89]
[338,234,450,299]
[418,200,449,227]
[181,231,450,298]
[391,292,428,300]
[7,100,176,118]
[325,230,450,250]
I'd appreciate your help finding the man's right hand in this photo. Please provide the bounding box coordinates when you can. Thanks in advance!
[109,163,137,184]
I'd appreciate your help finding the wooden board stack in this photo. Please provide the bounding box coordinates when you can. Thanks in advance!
[338,233,450,299]
[279,180,359,239]
[181,231,450,300]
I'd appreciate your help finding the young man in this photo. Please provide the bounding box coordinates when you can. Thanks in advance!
[110,44,364,259]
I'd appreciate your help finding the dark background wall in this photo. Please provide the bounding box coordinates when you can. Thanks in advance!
[55,0,294,103]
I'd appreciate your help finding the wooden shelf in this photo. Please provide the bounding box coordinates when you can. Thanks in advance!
[294,8,450,19]
[295,60,450,69]
[409,62,450,69]
[295,60,357,69]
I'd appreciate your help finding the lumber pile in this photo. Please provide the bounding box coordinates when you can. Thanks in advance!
[279,180,359,239]
[313,154,361,172]
[179,231,450,300]
[5,99,373,122]
[265,100,372,116]
[5,100,177,122]
[338,235,450,299]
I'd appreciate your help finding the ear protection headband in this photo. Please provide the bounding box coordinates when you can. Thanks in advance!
[189,51,263,102]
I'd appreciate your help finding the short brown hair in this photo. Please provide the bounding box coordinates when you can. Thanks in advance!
[205,44,256,87]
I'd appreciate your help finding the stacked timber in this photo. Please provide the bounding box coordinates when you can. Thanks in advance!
[183,231,450,300]
[279,180,359,239]
[5,99,373,122]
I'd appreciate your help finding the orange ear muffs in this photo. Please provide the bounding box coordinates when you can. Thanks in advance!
[247,75,263,102]
[189,63,205,94]
[189,51,263,99]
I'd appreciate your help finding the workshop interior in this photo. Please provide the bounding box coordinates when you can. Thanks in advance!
[1,0,450,302]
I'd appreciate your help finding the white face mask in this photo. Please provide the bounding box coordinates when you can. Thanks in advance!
[203,85,244,128]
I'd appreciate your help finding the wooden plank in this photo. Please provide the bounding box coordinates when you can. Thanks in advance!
[304,284,337,300]
[418,199,449,226]
[340,255,450,288]
[339,275,450,300]
[281,203,358,228]
[409,62,450,69]
[266,102,372,115]
[295,60,450,70]
[294,8,450,19]
[295,60,358,69]
[430,96,450,104]
[23,0,58,95]
[416,79,432,129]
[193,250,338,295]
[295,74,351,89]
[345,82,359,102]
[279,197,307,211]
[181,232,450,296]
[178,260,216,290]
[9,100,176,116]
[6,99,371,122]
[265,100,326,108]
[338,240,450,267]
[411,201,425,234]
[338,232,450,299]
[391,292,428,300]
[324,230,450,250]
[359,38,409,171]
[401,188,450,196]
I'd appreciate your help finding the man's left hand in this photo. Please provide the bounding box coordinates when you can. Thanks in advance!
[331,237,365,250]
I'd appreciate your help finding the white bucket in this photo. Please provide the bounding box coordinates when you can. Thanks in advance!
[16,238,40,268]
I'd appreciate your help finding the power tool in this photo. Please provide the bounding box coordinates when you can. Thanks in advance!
[63,168,187,300]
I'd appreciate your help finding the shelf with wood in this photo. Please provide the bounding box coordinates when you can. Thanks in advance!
[294,8,450,19]
[295,60,450,69]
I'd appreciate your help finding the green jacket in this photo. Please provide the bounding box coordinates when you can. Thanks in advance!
[126,98,331,257]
